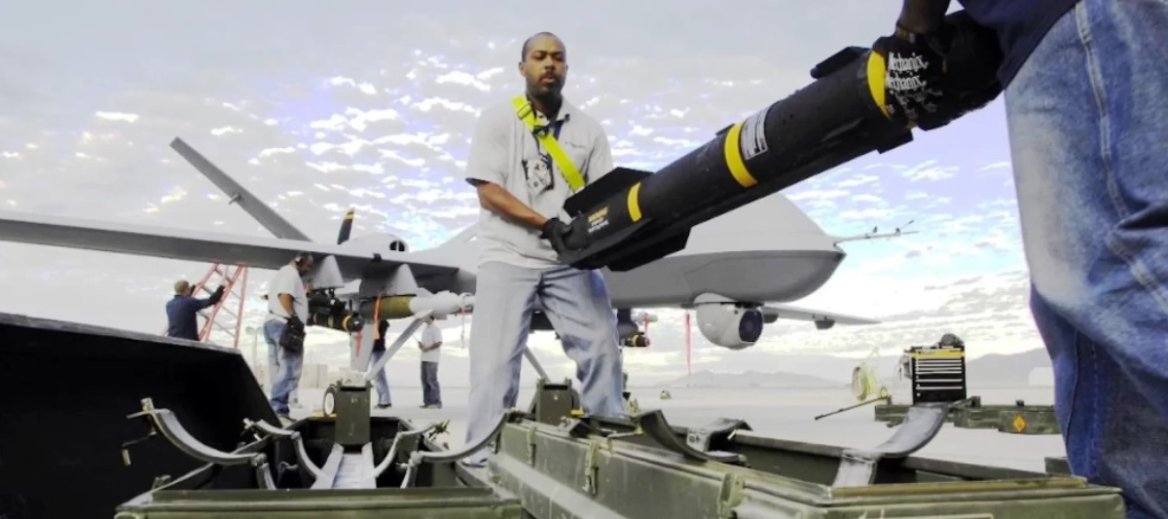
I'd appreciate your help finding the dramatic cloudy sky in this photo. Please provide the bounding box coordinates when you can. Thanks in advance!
[0,1,1042,387]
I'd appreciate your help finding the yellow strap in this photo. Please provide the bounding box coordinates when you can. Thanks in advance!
[512,95,585,192]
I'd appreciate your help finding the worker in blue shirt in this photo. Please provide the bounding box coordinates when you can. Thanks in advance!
[165,280,226,341]
[875,2,1168,517]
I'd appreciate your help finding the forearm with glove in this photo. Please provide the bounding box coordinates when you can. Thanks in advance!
[872,0,959,130]
[540,216,591,256]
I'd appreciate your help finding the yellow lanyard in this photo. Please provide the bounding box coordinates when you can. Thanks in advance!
[511,95,585,192]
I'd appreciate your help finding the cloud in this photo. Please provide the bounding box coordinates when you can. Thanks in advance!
[902,160,958,182]
[160,187,187,204]
[411,97,477,114]
[839,207,896,220]
[436,71,491,92]
[344,107,399,132]
[630,124,653,136]
[749,270,1040,355]
[850,194,884,205]
[94,111,140,123]
[327,76,378,95]
[837,174,879,188]
[788,189,850,202]
[210,126,242,136]
[306,161,348,173]
[258,147,296,158]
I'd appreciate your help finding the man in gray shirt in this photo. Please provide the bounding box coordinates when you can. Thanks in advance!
[264,252,313,420]
[461,31,624,465]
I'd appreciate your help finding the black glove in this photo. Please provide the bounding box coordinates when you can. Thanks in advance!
[286,314,305,331]
[540,217,591,256]
[872,25,952,130]
[280,314,306,352]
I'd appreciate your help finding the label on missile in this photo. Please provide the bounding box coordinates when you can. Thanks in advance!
[588,207,610,233]
[740,107,769,160]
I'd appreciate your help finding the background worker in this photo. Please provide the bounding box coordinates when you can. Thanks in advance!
[165,279,225,341]
[371,319,392,409]
[876,1,1168,517]
[264,253,313,420]
[417,315,442,409]
[461,31,624,465]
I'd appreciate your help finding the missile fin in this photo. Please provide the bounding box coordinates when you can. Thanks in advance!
[564,167,653,216]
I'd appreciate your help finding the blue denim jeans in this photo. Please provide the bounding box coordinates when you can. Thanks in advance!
[264,319,303,417]
[421,361,441,406]
[370,348,391,406]
[463,263,625,465]
[1006,1,1168,517]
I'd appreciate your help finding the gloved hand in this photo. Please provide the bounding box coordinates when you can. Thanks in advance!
[286,314,305,331]
[872,25,952,130]
[540,217,591,256]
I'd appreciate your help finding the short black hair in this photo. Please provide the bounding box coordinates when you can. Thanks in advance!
[521,31,560,60]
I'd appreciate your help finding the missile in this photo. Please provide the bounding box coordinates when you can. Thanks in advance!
[558,11,1003,272]
[305,290,472,333]
[362,291,474,321]
[306,292,364,332]
[307,311,364,333]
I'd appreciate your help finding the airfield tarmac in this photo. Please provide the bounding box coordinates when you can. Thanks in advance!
[289,384,1065,473]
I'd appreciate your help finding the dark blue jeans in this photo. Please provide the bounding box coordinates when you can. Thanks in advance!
[421,361,441,406]
[1007,1,1168,517]
[263,319,302,417]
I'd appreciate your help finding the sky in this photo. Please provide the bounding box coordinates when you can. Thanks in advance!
[0,1,1044,387]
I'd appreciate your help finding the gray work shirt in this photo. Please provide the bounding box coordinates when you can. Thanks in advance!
[267,264,307,322]
[464,97,614,269]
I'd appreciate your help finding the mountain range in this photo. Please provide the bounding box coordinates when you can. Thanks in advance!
[657,369,838,389]
[657,348,1053,389]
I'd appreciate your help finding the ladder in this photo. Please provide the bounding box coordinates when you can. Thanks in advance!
[192,263,249,348]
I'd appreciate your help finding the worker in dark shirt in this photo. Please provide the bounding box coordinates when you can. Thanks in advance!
[370,319,392,409]
[165,279,226,341]
[876,2,1168,517]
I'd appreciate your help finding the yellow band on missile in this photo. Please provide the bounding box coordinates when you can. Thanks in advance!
[867,52,891,119]
[723,122,757,188]
[627,182,643,222]
[376,296,415,319]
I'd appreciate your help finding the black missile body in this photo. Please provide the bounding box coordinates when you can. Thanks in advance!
[560,11,1003,272]
[307,292,364,332]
